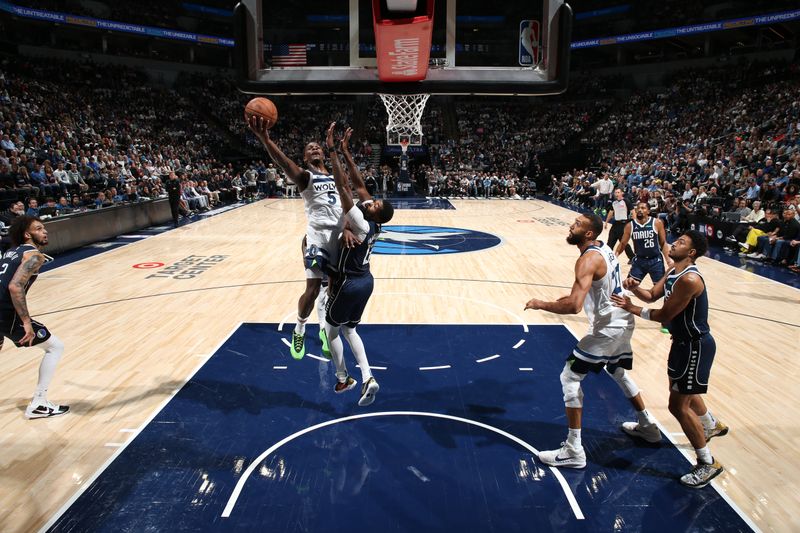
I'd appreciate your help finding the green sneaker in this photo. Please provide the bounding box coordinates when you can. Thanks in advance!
[660,327,670,334]
[319,328,331,359]
[290,331,305,360]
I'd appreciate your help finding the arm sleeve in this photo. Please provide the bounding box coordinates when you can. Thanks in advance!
[345,205,370,239]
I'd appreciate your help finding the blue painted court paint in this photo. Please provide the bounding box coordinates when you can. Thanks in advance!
[47,324,752,532]
[375,226,502,255]
[383,198,455,210]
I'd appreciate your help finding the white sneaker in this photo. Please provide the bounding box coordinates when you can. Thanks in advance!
[704,420,729,441]
[358,377,380,407]
[621,421,662,443]
[25,399,69,419]
[680,459,723,488]
[537,442,586,469]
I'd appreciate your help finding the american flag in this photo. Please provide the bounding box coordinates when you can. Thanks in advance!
[272,44,307,66]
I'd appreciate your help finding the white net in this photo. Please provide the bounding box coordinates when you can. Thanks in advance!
[379,93,430,146]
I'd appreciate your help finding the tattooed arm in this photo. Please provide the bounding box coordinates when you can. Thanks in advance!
[9,251,44,346]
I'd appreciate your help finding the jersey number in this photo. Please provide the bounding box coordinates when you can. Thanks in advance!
[363,243,374,265]
[612,264,622,295]
[644,238,654,248]
[327,192,337,205]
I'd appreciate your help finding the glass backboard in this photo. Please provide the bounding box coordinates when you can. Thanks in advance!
[234,0,571,95]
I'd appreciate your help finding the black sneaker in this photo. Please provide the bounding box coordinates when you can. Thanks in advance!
[25,400,69,419]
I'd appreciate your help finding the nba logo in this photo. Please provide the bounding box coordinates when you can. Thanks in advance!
[519,20,540,67]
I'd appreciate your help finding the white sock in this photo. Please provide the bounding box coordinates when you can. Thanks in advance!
[637,409,655,426]
[33,335,64,403]
[698,410,716,431]
[695,446,713,465]
[294,315,308,336]
[342,326,372,383]
[324,322,347,381]
[316,287,328,326]
[567,428,582,449]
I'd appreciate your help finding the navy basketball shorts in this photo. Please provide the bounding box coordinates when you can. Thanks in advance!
[326,273,374,328]
[667,334,716,394]
[0,313,52,348]
[629,255,665,284]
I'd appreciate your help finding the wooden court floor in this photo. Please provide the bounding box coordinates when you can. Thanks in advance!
[0,198,798,532]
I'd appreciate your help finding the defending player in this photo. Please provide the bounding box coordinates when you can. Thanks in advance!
[612,230,727,488]
[615,201,672,283]
[0,216,68,418]
[248,116,341,360]
[324,123,394,406]
[524,213,659,468]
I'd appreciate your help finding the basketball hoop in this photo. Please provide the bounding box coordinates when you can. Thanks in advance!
[379,93,430,146]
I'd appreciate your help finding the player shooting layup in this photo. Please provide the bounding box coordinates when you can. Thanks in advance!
[248,116,342,360]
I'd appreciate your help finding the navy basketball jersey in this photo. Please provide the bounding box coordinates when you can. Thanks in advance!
[664,265,710,340]
[337,213,380,277]
[0,244,41,314]
[630,217,659,258]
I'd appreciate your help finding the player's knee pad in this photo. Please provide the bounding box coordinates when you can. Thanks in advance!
[560,364,585,408]
[608,366,639,399]
[39,334,64,360]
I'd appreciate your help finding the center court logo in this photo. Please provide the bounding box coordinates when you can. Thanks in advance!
[374,225,501,255]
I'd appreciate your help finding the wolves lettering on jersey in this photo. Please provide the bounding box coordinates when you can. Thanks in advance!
[664,266,710,340]
[0,244,41,314]
[630,218,659,258]
[301,169,343,230]
[580,242,634,333]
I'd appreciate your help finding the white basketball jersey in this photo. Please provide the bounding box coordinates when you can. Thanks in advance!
[301,169,343,230]
[581,242,634,333]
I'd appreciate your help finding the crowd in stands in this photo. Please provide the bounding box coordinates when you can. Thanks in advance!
[549,62,800,272]
[3,47,800,272]
[0,54,277,229]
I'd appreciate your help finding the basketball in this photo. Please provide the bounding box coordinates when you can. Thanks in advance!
[244,97,278,128]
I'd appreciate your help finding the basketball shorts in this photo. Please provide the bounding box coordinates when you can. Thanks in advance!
[326,273,374,328]
[629,255,665,284]
[0,313,52,348]
[568,327,634,374]
[304,226,340,278]
[668,334,715,394]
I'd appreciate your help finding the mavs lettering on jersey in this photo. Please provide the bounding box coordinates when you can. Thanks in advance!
[630,218,658,258]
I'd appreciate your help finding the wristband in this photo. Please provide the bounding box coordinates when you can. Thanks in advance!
[640,308,651,321]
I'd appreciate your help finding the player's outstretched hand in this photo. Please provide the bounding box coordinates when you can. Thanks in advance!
[342,227,362,249]
[247,115,270,145]
[524,298,544,311]
[611,293,633,310]
[341,127,353,153]
[326,122,336,149]
[622,277,640,290]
